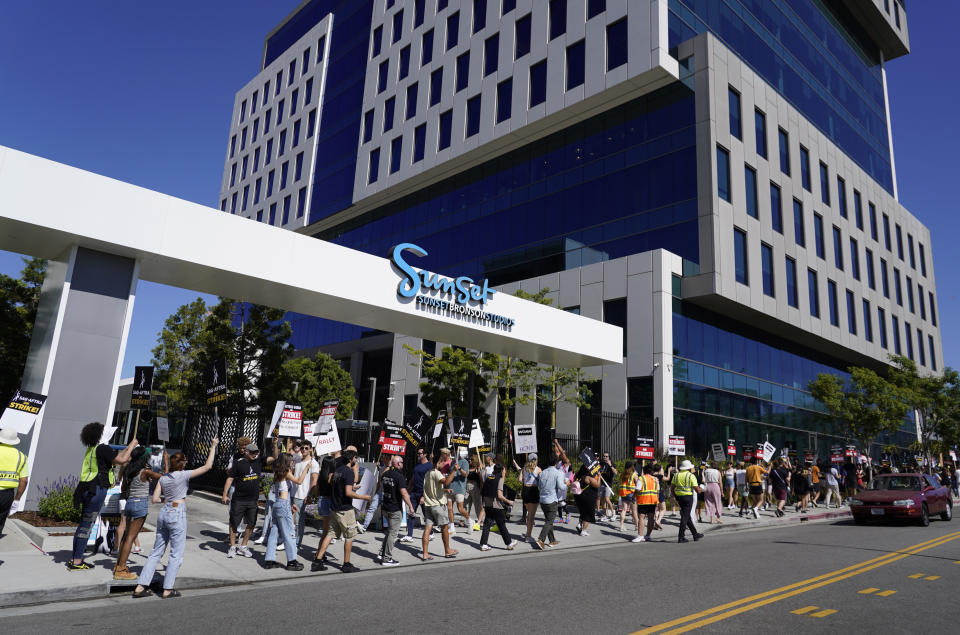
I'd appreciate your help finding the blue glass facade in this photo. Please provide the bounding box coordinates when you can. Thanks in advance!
[672,301,915,457]
[669,0,893,193]
[264,0,375,224]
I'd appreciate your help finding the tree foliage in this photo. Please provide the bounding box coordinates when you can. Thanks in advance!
[885,356,960,465]
[404,344,496,426]
[151,298,208,406]
[0,257,46,401]
[283,353,358,420]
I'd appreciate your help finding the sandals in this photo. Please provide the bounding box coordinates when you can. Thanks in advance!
[161,590,182,599]
[132,588,154,598]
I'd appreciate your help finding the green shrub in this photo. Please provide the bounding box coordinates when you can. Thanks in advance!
[37,476,81,523]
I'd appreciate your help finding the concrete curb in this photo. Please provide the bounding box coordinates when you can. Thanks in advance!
[702,509,852,534]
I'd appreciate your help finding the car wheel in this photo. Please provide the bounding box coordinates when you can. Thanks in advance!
[919,503,930,527]
[941,502,952,522]
[853,515,867,525]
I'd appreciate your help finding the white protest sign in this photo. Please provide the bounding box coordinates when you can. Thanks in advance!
[468,419,485,449]
[352,466,376,514]
[432,423,443,439]
[668,435,686,456]
[513,423,537,455]
[762,441,776,462]
[267,400,286,436]
[0,389,47,435]
[711,443,725,462]
[314,421,342,455]
[278,404,303,437]
[156,395,170,442]
[99,425,118,445]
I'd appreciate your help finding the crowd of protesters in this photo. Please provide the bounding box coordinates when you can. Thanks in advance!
[29,421,959,600]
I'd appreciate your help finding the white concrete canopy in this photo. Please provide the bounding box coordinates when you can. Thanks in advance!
[0,146,621,367]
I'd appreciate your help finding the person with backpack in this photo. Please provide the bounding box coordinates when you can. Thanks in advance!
[479,459,518,551]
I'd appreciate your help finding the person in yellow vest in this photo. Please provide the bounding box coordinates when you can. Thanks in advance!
[671,459,704,543]
[617,462,639,534]
[634,463,661,542]
[69,422,138,570]
[0,427,29,536]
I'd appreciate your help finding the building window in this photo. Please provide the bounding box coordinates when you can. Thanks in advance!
[220,198,227,211]
[268,202,276,225]
[716,146,730,202]
[372,25,383,57]
[241,155,248,179]
[529,59,547,107]
[295,152,303,180]
[390,136,402,174]
[734,228,748,285]
[290,89,299,116]
[406,83,418,119]
[878,308,887,348]
[606,17,628,70]
[785,257,798,308]
[883,213,892,250]
[280,160,289,189]
[413,123,426,162]
[446,12,460,50]
[456,52,470,91]
[496,77,512,122]
[307,109,316,138]
[229,163,236,187]
[363,109,374,143]
[929,292,937,326]
[264,109,272,134]
[929,336,937,371]
[263,81,270,103]
[252,119,259,144]
[603,297,627,356]
[297,187,306,217]
[438,109,452,150]
[728,87,741,140]
[846,290,857,335]
[587,0,605,19]
[919,242,927,276]
[282,195,291,224]
[292,119,301,147]
[240,100,246,123]
[392,8,404,44]
[832,226,843,270]
[793,199,805,247]
[819,162,830,205]
[230,135,236,159]
[368,148,380,184]
[267,169,274,196]
[466,94,481,137]
[256,209,262,222]
[378,60,389,93]
[567,40,585,89]
[917,329,925,366]
[484,33,499,76]
[251,91,258,114]
[515,14,531,59]
[288,59,296,85]
[755,109,766,158]
[744,165,758,218]
[892,316,901,354]
[278,129,286,156]
[242,185,248,211]
[869,202,878,240]
[906,276,914,313]
[770,183,783,234]
[761,243,774,297]
[241,127,247,150]
[550,0,567,40]
[502,0,515,14]
[383,97,396,132]
[828,280,839,326]
[852,188,862,228]
[230,192,237,213]
[908,234,915,269]
[880,258,889,298]
[430,68,443,106]
[808,269,820,318]
[849,238,859,280]
[399,45,411,80]
[302,49,310,75]
[317,36,325,62]
[896,224,904,260]
[918,284,926,320]
[841,180,851,222]
[813,213,825,259]
[778,128,790,175]
[865,248,875,289]
[473,0,487,33]
[799,146,811,191]
[894,268,902,306]
[414,0,425,26]
[422,29,434,65]
[862,300,873,342]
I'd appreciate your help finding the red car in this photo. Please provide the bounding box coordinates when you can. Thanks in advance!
[849,473,953,526]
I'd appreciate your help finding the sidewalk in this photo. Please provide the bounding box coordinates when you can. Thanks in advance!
[0,497,849,609]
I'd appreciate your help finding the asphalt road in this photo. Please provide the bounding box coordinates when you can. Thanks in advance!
[4,515,958,634]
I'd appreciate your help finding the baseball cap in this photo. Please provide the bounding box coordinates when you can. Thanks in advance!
[245,443,259,452]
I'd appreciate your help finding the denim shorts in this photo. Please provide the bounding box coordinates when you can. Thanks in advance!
[317,496,332,516]
[124,496,149,519]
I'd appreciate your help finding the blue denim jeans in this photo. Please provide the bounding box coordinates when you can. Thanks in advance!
[259,489,276,536]
[72,485,107,560]
[266,497,297,563]
[362,491,382,530]
[138,504,187,590]
[406,493,422,538]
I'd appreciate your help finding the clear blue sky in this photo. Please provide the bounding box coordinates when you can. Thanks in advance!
[1,3,957,377]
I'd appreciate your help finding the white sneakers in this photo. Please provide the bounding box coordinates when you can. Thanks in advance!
[227,546,237,558]
[398,535,414,543]
[631,536,646,543]
[480,544,491,551]
[238,545,253,558]
[752,508,760,519]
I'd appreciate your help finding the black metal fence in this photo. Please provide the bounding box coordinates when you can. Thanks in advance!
[182,405,267,490]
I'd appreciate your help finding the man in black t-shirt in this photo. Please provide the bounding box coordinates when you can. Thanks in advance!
[222,441,276,558]
[312,450,370,573]
[377,455,414,566]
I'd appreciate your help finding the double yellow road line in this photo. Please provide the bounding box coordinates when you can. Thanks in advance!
[632,529,960,634]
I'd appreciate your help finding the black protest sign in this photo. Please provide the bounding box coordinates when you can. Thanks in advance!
[401,415,427,448]
[205,359,227,406]
[130,366,154,408]
[448,417,470,447]
[378,420,404,445]
[0,388,47,435]
[578,447,600,476]
[634,437,655,460]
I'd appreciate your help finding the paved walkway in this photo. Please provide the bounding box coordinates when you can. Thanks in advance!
[0,495,850,608]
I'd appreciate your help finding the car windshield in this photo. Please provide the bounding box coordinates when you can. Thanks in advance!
[869,476,921,491]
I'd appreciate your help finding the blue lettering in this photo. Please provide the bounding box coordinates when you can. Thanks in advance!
[392,243,426,299]
[392,242,498,305]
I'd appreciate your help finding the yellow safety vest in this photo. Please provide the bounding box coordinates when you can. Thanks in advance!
[79,446,115,486]
[619,473,638,498]
[636,474,660,505]
[0,445,27,489]
[672,471,697,496]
